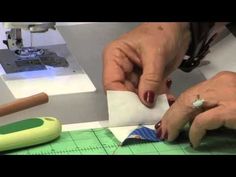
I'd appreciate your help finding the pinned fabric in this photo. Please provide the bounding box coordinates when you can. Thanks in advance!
[122,126,161,146]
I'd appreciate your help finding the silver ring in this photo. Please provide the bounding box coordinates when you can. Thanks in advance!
[192,94,205,108]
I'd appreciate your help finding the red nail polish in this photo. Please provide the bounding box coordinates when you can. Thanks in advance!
[168,99,175,106]
[166,79,172,89]
[156,128,162,139]
[155,121,162,130]
[144,91,155,105]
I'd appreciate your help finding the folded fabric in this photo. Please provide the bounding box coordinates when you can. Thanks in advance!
[107,91,169,127]
[122,126,161,145]
[109,124,161,146]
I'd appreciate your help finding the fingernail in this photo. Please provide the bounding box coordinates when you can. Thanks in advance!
[166,79,172,89]
[168,99,175,106]
[144,91,155,105]
[156,128,162,139]
[155,120,162,130]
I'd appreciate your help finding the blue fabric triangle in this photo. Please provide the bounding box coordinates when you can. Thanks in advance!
[121,126,161,146]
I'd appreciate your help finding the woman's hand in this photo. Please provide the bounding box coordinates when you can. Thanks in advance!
[103,22,191,107]
[156,71,236,148]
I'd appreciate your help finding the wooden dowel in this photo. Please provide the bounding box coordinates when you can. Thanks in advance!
[0,92,49,117]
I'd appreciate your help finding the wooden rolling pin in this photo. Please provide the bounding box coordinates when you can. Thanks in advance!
[0,92,49,117]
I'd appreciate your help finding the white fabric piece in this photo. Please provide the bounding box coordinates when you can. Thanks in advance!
[109,125,154,143]
[107,91,169,127]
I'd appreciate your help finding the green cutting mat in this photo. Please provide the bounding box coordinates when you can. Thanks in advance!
[6,127,236,155]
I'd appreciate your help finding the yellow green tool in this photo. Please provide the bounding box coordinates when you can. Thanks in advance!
[0,117,61,152]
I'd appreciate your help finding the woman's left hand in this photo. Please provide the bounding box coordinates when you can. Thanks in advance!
[155,71,236,148]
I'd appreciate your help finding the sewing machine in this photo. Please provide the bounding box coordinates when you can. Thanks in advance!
[1,22,72,74]
[0,22,96,98]
[3,22,56,50]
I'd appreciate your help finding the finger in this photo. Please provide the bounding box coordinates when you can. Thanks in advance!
[167,94,176,106]
[202,100,219,111]
[124,80,137,93]
[163,78,176,106]
[126,72,139,89]
[138,50,166,107]
[162,97,219,142]
[158,78,172,94]
[189,106,224,148]
[189,99,219,128]
[103,44,137,91]
[117,41,142,67]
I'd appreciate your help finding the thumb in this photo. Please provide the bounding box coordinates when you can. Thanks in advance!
[138,51,165,107]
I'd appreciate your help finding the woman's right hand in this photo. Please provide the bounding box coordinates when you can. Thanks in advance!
[103,22,191,107]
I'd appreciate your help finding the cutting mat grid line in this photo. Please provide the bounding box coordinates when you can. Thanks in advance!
[6,128,236,155]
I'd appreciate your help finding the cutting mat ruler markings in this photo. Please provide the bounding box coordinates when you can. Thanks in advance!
[6,128,236,155]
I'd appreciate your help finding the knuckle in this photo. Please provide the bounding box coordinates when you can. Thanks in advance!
[103,40,128,63]
[175,91,199,116]
[177,92,192,108]
[215,71,236,81]
[103,41,119,58]
[142,73,162,85]
[215,71,232,77]
[178,92,187,103]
